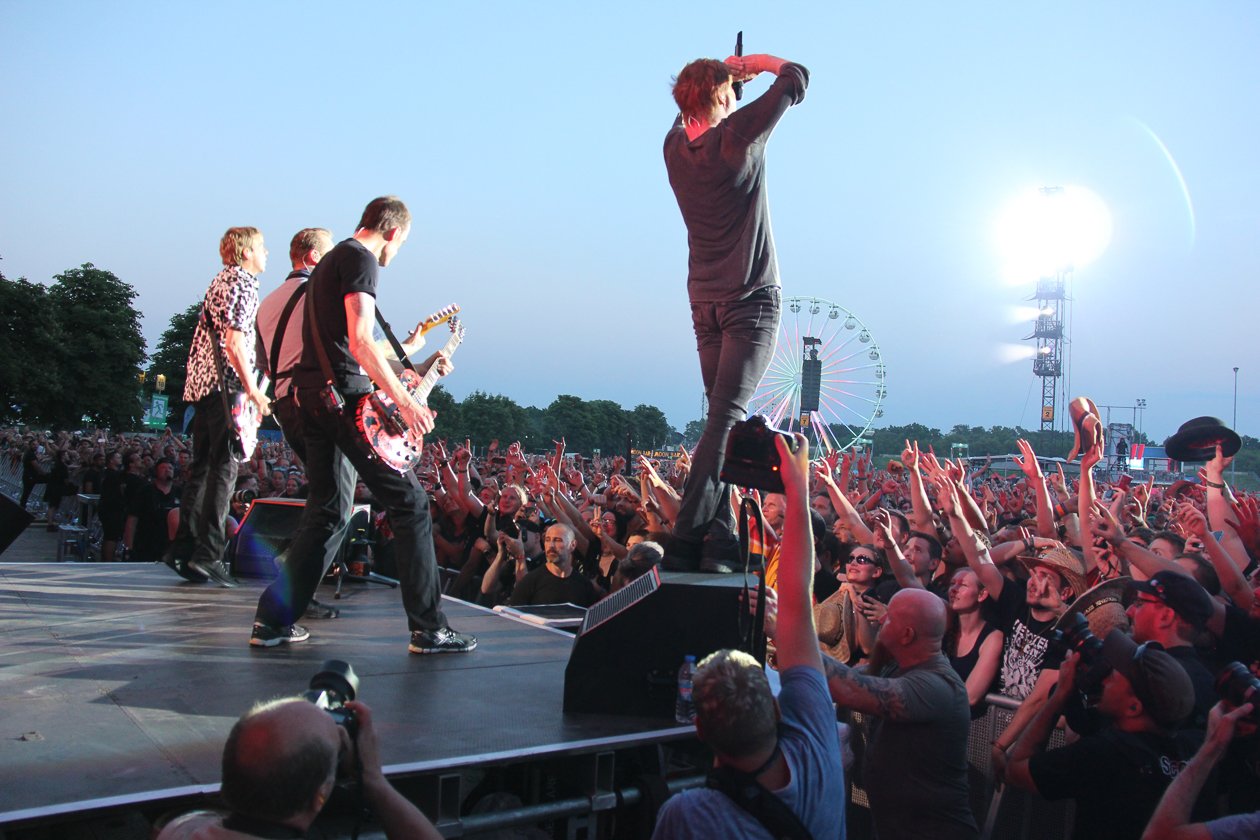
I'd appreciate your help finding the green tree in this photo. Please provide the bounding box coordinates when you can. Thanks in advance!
[48,264,146,429]
[0,269,63,424]
[146,301,202,428]
[544,395,596,453]
[427,384,461,442]
[682,419,706,447]
[628,404,674,449]
[458,391,527,447]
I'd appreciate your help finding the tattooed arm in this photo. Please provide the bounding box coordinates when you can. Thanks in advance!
[819,655,913,720]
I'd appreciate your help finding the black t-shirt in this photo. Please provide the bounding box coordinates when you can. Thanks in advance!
[294,238,378,393]
[128,482,180,563]
[1029,727,1208,840]
[508,565,600,608]
[992,576,1063,700]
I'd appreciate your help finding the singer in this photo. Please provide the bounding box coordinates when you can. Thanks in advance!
[662,51,809,572]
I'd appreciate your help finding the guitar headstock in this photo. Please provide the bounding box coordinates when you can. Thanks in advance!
[419,303,460,335]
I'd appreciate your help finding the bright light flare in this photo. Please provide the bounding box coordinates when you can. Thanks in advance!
[995,343,1036,364]
[1007,305,1042,324]
[995,185,1113,285]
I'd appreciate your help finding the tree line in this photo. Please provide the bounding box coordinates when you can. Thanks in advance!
[4,263,1256,480]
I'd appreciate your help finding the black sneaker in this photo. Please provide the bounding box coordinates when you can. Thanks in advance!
[304,598,340,620]
[408,627,477,654]
[250,622,310,648]
[188,558,236,588]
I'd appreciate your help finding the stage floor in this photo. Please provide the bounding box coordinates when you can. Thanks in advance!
[0,562,689,826]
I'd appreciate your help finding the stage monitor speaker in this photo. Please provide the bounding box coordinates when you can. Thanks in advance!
[0,493,34,556]
[563,569,761,718]
[230,498,368,578]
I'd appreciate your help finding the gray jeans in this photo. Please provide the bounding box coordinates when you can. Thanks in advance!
[673,287,781,545]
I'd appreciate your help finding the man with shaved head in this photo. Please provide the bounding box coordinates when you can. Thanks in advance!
[157,698,440,839]
[822,587,979,839]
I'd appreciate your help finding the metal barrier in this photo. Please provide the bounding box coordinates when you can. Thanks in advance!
[846,693,1074,840]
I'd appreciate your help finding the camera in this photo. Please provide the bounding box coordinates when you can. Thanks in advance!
[301,659,361,739]
[1049,612,1110,692]
[720,415,794,493]
[1215,662,1260,722]
[232,489,257,508]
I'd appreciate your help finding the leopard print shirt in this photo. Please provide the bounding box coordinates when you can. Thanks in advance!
[183,265,260,403]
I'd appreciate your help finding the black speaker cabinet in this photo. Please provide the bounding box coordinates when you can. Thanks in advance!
[230,498,368,578]
[0,493,34,556]
[563,569,761,718]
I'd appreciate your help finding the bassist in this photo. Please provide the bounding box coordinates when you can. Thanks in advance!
[166,227,271,586]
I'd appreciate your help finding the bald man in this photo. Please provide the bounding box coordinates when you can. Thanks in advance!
[822,587,979,839]
[157,698,440,840]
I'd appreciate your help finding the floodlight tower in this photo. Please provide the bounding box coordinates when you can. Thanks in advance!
[1030,272,1067,431]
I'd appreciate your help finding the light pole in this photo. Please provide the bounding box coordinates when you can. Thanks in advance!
[1233,367,1239,483]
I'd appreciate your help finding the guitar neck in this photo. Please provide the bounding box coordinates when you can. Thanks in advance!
[413,329,463,405]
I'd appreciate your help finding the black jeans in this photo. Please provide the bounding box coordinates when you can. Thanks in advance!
[170,393,238,566]
[261,394,356,602]
[673,287,781,546]
[255,389,446,632]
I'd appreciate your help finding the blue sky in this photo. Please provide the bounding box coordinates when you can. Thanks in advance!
[2,1,1255,444]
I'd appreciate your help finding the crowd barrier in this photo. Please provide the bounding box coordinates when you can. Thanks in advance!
[847,693,1074,840]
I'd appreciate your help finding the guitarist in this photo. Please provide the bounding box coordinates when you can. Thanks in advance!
[166,227,271,587]
[249,197,476,655]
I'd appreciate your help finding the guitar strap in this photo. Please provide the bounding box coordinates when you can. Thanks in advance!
[267,274,308,389]
[303,265,419,394]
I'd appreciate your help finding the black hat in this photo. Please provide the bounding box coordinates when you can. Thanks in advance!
[1102,630,1194,727]
[1164,416,1241,463]
[1130,570,1215,629]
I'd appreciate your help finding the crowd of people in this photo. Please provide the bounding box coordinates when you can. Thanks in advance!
[8,413,1260,837]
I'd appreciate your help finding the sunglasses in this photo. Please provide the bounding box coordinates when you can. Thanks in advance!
[848,555,879,565]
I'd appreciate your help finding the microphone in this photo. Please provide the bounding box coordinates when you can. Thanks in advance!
[733,31,744,101]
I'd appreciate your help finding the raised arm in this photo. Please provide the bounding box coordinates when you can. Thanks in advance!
[772,433,823,675]
[1015,439,1056,539]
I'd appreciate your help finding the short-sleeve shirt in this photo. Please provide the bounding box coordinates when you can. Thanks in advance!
[862,654,979,839]
[663,64,809,304]
[255,270,309,400]
[508,565,600,608]
[992,576,1062,700]
[293,238,379,393]
[652,666,846,840]
[184,265,260,403]
[1029,727,1207,840]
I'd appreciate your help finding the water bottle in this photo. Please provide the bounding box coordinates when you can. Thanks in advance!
[675,654,697,723]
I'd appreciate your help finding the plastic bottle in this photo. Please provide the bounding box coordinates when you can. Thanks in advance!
[675,654,697,723]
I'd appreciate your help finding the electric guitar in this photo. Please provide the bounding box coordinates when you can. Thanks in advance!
[228,373,269,463]
[357,313,464,472]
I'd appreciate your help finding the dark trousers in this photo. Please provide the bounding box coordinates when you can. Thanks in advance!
[19,474,46,509]
[673,287,781,545]
[269,393,356,581]
[255,390,446,632]
[171,393,238,566]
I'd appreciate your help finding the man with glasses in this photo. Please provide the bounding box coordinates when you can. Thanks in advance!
[1005,630,1205,840]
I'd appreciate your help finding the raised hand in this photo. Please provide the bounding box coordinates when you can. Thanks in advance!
[900,439,920,471]
[1014,438,1042,480]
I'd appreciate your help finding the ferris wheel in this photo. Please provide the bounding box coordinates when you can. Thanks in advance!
[747,296,886,454]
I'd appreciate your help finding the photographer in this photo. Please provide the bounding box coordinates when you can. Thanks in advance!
[1143,699,1257,839]
[157,697,440,840]
[1004,630,1205,840]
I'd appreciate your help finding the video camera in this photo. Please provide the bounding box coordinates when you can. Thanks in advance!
[720,415,794,493]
